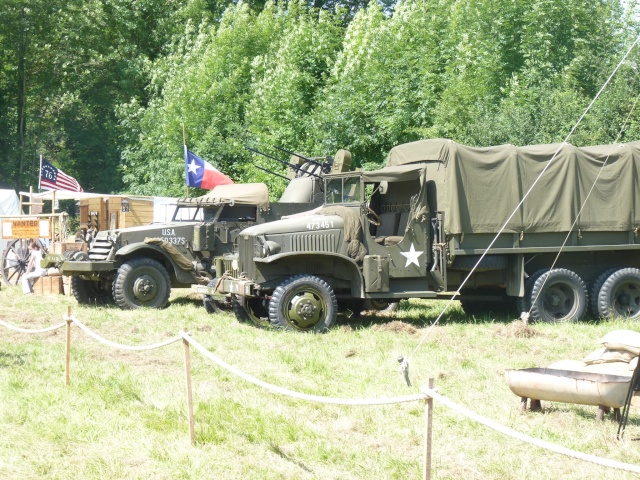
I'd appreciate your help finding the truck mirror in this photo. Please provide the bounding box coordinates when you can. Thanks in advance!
[379,181,388,195]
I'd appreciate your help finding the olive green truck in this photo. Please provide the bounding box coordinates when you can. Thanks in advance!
[197,138,640,331]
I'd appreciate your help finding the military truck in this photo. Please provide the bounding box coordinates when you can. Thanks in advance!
[43,150,353,310]
[199,138,640,331]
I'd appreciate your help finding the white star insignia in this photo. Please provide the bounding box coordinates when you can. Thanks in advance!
[400,243,423,267]
[188,159,201,174]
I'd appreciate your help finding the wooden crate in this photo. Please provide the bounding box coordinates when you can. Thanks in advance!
[33,275,64,296]
[79,196,155,232]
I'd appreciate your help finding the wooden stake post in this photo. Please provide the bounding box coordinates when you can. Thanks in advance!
[423,378,434,480]
[65,307,72,386]
[183,330,196,446]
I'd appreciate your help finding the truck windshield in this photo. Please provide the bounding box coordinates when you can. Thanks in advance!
[172,205,204,222]
[325,177,361,204]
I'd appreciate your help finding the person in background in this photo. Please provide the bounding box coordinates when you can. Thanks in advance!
[22,241,46,294]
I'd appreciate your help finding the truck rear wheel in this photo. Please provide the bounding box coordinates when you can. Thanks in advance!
[231,295,271,328]
[269,275,337,332]
[112,258,170,309]
[592,268,640,320]
[72,277,114,305]
[529,269,587,323]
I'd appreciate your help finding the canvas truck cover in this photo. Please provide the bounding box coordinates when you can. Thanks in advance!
[183,183,269,209]
[386,139,640,234]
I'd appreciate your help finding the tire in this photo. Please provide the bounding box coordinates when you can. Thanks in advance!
[72,276,114,305]
[593,268,640,320]
[451,255,508,272]
[203,278,231,314]
[112,258,171,310]
[269,275,338,333]
[362,299,400,314]
[231,295,271,328]
[589,268,617,318]
[529,268,587,323]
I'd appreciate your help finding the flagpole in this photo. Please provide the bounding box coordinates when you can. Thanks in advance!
[183,124,189,198]
[38,154,43,191]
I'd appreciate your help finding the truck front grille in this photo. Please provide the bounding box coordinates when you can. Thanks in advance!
[288,233,339,253]
[88,239,113,261]
[222,258,239,278]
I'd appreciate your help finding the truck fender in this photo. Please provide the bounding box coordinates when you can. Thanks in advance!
[256,251,363,297]
[115,243,197,285]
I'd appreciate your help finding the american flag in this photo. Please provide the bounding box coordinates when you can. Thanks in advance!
[40,159,83,192]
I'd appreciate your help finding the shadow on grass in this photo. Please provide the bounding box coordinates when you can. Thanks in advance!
[0,352,26,367]
[336,300,520,330]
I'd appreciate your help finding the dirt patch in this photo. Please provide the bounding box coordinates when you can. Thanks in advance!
[371,321,418,335]
[492,319,540,338]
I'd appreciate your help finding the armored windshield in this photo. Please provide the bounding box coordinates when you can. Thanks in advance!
[325,177,362,204]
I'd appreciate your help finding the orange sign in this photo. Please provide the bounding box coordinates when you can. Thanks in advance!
[1,219,50,239]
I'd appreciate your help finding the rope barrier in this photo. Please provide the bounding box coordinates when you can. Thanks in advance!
[180,331,427,406]
[422,386,640,474]
[0,318,66,334]
[64,314,182,351]
[3,313,640,474]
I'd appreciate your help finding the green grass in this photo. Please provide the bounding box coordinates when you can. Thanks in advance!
[1,285,640,479]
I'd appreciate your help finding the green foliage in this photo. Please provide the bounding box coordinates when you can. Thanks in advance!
[2,0,640,196]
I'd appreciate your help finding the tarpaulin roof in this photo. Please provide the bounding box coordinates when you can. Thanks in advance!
[183,183,269,209]
[386,139,640,234]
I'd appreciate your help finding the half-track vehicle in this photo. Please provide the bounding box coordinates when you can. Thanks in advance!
[200,138,640,332]
[43,150,353,309]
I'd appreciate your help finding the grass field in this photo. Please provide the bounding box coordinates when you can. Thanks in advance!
[2,285,640,479]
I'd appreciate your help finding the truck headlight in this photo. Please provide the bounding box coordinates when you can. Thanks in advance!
[261,241,281,257]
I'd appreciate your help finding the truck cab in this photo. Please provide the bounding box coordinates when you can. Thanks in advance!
[208,163,450,332]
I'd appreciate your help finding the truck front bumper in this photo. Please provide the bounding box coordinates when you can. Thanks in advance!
[192,277,257,299]
[59,260,117,275]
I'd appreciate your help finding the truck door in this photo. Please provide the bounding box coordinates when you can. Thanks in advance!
[363,175,429,292]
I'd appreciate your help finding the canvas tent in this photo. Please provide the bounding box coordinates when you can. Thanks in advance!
[0,189,20,216]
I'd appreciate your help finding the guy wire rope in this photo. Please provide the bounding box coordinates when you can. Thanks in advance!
[524,92,640,320]
[404,34,640,369]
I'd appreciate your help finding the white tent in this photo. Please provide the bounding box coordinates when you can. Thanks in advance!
[0,189,22,257]
[0,189,20,215]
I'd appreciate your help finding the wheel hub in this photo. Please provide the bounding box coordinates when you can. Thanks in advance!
[133,274,158,301]
[544,285,574,317]
[288,292,323,329]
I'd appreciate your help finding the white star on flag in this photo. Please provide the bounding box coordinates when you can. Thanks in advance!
[400,243,423,267]
[188,159,201,174]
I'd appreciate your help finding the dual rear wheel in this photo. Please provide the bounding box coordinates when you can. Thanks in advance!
[518,267,640,322]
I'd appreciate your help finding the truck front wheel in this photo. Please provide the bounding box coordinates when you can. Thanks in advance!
[269,275,338,333]
[113,258,171,309]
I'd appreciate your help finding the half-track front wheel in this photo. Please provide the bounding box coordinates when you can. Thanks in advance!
[112,258,170,309]
[269,275,337,332]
